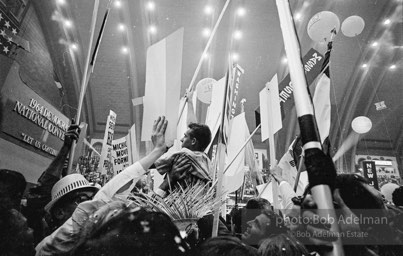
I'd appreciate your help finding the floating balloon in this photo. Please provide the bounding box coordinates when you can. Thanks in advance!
[351,116,372,134]
[195,78,216,104]
[341,15,365,37]
[307,11,340,42]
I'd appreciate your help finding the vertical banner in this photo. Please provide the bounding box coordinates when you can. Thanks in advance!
[141,28,184,145]
[362,161,379,189]
[127,124,139,164]
[112,136,130,175]
[97,110,117,176]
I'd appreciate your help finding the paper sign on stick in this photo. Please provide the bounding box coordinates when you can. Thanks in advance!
[141,28,184,145]
[98,110,117,175]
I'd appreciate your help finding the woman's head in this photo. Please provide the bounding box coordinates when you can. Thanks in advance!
[258,233,309,256]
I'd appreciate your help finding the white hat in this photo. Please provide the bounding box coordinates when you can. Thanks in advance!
[45,173,99,213]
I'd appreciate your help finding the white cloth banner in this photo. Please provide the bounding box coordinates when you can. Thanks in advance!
[260,74,282,142]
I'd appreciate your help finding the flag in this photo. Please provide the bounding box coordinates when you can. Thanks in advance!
[259,74,282,142]
[0,10,19,57]
[141,28,184,145]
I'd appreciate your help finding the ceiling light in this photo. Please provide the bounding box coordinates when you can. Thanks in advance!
[70,43,78,51]
[146,1,155,11]
[232,53,239,62]
[114,0,122,8]
[383,19,391,25]
[389,64,396,70]
[237,7,246,17]
[202,28,211,37]
[233,30,242,40]
[371,41,378,47]
[64,19,72,28]
[121,46,128,54]
[56,0,66,5]
[282,57,288,64]
[204,5,213,15]
[361,63,368,68]
[149,25,157,34]
[118,23,125,31]
[294,12,302,21]
[202,52,209,59]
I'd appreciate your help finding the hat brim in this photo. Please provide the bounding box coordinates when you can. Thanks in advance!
[45,185,99,213]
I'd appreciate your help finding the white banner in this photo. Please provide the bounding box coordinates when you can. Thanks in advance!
[97,110,116,175]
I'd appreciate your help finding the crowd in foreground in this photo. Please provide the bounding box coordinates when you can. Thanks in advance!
[1,116,403,256]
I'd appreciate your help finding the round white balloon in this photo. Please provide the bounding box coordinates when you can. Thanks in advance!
[307,11,340,42]
[341,15,365,37]
[195,78,216,104]
[351,116,372,134]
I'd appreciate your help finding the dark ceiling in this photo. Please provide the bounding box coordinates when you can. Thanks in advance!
[34,0,403,172]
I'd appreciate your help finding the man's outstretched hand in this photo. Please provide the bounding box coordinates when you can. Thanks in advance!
[151,116,168,152]
[64,123,81,146]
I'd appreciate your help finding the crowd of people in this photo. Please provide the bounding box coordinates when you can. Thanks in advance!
[1,116,403,256]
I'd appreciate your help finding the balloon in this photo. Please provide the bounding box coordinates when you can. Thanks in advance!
[307,11,340,42]
[351,116,372,134]
[341,15,365,37]
[195,78,216,104]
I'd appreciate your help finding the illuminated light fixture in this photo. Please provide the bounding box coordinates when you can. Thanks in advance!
[202,52,209,59]
[204,5,213,15]
[64,19,73,28]
[383,19,391,25]
[389,64,396,70]
[121,46,129,54]
[70,43,78,51]
[233,30,242,40]
[294,12,302,21]
[146,1,155,11]
[118,23,125,31]
[361,63,368,68]
[149,25,157,34]
[202,28,211,37]
[114,0,122,8]
[282,57,288,64]
[371,41,378,47]
[351,116,372,134]
[56,0,66,5]
[232,52,239,61]
[237,7,246,17]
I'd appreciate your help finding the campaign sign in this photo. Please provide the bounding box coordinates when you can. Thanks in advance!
[362,161,379,189]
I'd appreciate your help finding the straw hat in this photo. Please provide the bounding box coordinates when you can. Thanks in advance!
[45,173,99,213]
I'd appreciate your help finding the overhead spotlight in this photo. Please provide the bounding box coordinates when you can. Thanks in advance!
[149,25,157,34]
[233,30,242,40]
[282,57,288,64]
[294,12,302,21]
[361,63,368,68]
[121,46,129,54]
[202,52,209,59]
[114,0,122,8]
[383,19,391,25]
[232,53,239,62]
[237,7,246,17]
[389,64,396,70]
[70,43,78,51]
[56,0,66,5]
[146,1,155,11]
[371,41,378,47]
[118,23,125,31]
[204,5,213,15]
[202,28,211,37]
[64,19,73,28]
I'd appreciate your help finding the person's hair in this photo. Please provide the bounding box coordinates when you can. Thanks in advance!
[260,209,287,237]
[72,203,188,256]
[246,198,271,210]
[187,236,257,256]
[188,123,211,151]
[258,233,309,256]
[392,186,403,207]
[0,169,26,209]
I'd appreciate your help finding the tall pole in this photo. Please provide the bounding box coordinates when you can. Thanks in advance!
[275,0,343,255]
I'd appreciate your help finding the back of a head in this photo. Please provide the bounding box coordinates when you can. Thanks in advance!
[392,186,403,207]
[0,169,26,209]
[188,123,211,151]
[245,198,271,210]
[258,233,309,256]
[381,183,399,203]
[189,236,257,256]
[73,203,188,256]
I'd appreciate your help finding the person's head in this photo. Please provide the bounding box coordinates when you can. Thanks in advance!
[188,236,257,256]
[46,174,98,226]
[392,186,403,206]
[241,209,287,247]
[72,202,188,256]
[0,208,35,256]
[0,169,26,209]
[245,198,272,210]
[181,123,211,152]
[380,182,399,203]
[257,233,309,256]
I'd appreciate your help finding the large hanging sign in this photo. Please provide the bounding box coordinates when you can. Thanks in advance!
[1,64,69,156]
[362,161,379,190]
